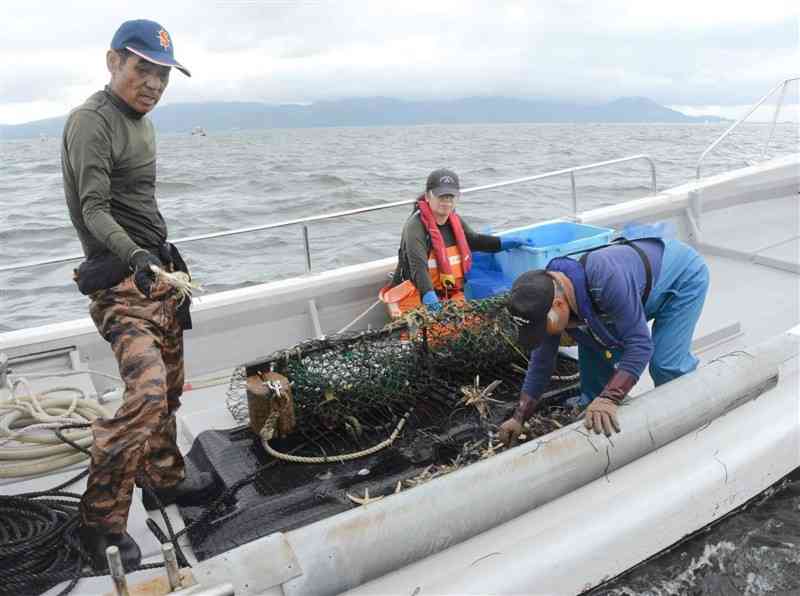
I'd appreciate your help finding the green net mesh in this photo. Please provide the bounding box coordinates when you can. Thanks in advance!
[238,293,580,453]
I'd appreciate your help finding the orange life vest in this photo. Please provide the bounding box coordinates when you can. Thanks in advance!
[380,244,467,319]
[416,199,472,287]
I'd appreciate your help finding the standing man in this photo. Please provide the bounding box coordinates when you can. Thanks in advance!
[62,19,212,571]
[497,236,709,446]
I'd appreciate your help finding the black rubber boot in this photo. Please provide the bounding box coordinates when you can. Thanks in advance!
[142,471,215,510]
[78,524,141,572]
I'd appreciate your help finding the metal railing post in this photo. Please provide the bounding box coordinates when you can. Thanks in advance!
[569,171,577,214]
[696,77,799,179]
[302,225,312,273]
[162,542,182,591]
[762,80,788,160]
[106,546,130,596]
[648,158,657,195]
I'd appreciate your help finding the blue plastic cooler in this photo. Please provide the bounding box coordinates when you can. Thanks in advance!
[495,221,615,281]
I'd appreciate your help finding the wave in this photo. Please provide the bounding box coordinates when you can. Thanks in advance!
[464,166,501,176]
[23,163,60,174]
[0,225,75,243]
[199,174,238,184]
[233,179,285,193]
[158,181,197,193]
[307,174,349,187]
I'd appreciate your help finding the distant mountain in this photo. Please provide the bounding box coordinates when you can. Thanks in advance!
[585,97,700,122]
[0,96,727,139]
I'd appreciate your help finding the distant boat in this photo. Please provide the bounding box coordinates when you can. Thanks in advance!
[39,133,47,141]
[191,126,207,136]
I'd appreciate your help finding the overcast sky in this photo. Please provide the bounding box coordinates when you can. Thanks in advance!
[1,0,798,124]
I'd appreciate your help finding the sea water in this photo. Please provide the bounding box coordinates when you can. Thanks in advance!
[1,121,799,593]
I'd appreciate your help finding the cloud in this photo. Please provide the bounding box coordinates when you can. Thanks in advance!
[0,0,797,124]
[0,49,104,103]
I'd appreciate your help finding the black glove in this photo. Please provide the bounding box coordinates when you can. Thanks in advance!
[129,249,162,297]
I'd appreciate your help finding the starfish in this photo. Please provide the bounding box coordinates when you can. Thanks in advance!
[480,441,497,459]
[346,488,384,506]
[459,377,503,419]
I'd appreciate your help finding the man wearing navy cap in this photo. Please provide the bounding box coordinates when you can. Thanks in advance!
[61,20,212,571]
[497,236,709,446]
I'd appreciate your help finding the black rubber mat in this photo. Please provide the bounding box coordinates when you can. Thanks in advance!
[177,360,579,561]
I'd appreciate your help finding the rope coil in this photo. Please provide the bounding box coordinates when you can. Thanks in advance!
[0,378,111,478]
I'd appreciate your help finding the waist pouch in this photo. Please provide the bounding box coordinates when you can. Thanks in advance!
[75,243,193,331]
[74,254,129,295]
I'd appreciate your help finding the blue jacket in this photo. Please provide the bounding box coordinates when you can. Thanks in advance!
[521,239,664,398]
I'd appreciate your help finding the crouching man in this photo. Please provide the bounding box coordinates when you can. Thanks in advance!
[498,236,709,446]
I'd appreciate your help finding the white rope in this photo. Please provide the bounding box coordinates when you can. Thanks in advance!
[337,299,382,334]
[19,369,122,382]
[261,412,410,464]
[0,376,111,478]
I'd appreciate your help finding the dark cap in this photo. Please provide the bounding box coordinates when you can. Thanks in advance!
[111,19,191,77]
[508,270,555,353]
[425,168,460,197]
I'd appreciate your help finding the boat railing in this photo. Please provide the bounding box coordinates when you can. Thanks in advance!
[0,154,656,274]
[696,77,799,179]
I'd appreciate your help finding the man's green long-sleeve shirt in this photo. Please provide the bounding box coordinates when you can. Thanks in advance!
[61,87,167,264]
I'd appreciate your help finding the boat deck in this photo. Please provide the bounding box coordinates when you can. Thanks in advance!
[631,193,799,392]
[7,186,798,595]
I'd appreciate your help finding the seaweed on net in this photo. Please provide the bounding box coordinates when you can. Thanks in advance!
[406,293,525,379]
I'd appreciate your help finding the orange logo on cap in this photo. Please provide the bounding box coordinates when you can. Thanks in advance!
[158,29,170,50]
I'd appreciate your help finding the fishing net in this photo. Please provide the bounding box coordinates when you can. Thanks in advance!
[227,294,580,460]
[184,294,581,558]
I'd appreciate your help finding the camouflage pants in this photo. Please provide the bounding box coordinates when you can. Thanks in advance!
[80,275,186,532]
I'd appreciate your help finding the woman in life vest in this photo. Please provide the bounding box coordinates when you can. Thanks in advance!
[381,168,527,317]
